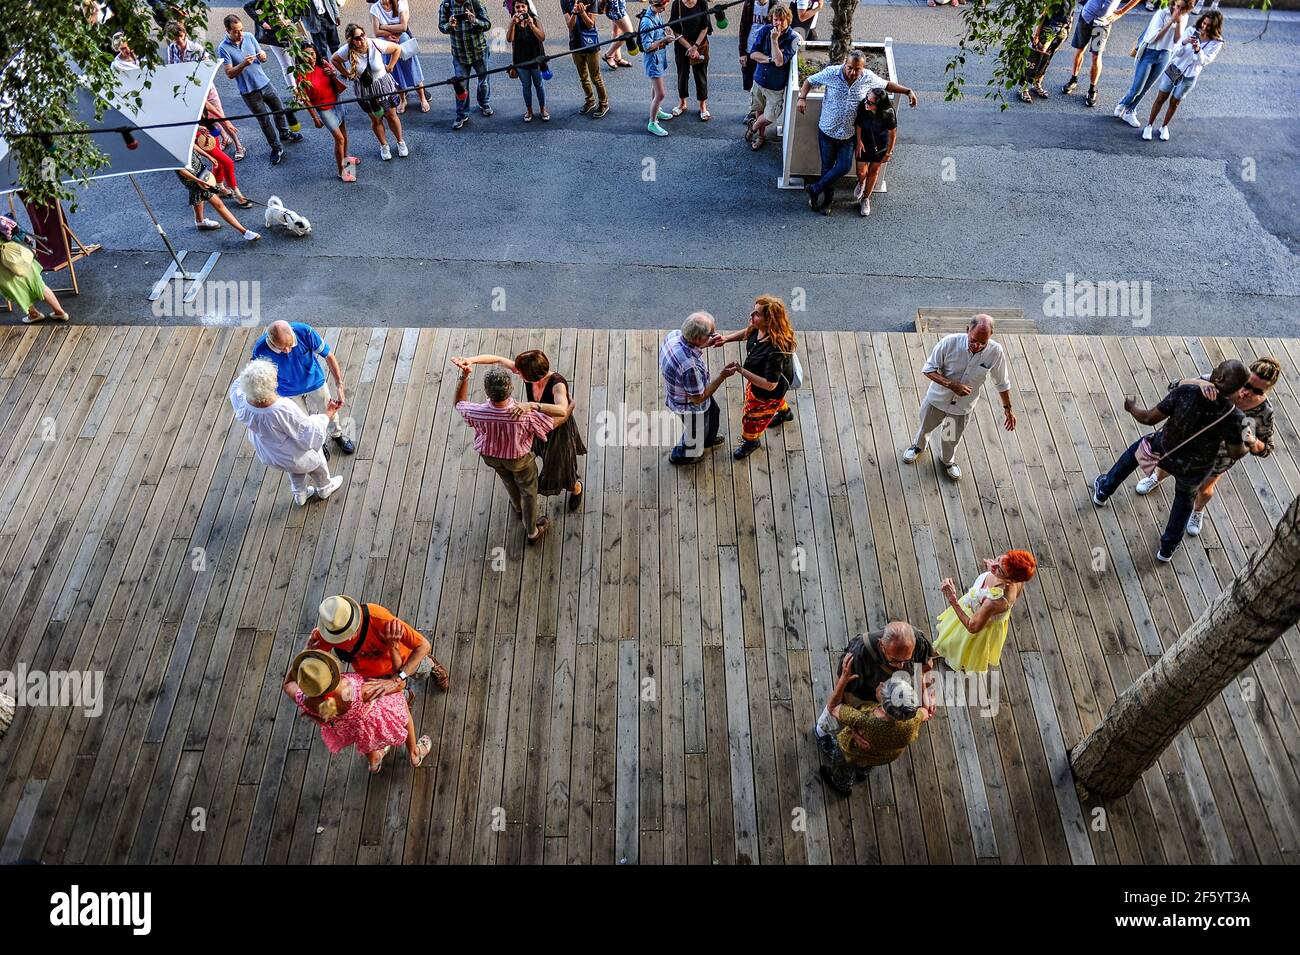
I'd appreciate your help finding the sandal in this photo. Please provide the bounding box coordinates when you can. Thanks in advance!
[1018,88,1033,103]
[541,110,551,122]
[671,105,686,118]
[234,146,246,160]
[616,59,633,67]
[235,195,254,208]
[750,132,766,150]
[526,515,552,546]
[603,53,619,70]
[524,111,533,123]
[368,745,392,774]
[430,659,451,691]
[420,98,431,113]
[340,169,357,183]
[410,735,432,767]
[699,109,711,121]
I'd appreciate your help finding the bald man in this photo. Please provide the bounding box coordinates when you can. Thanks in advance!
[902,314,1015,480]
[814,622,936,756]
[252,320,356,455]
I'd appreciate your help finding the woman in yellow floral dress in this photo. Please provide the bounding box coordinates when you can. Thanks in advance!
[934,550,1037,672]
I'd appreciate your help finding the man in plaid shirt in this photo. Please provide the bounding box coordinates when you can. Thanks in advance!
[659,312,737,465]
[439,0,494,129]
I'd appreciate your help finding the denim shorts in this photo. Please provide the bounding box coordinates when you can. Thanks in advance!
[1157,69,1197,100]
[317,104,345,132]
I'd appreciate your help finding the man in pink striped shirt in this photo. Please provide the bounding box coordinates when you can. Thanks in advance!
[454,361,572,544]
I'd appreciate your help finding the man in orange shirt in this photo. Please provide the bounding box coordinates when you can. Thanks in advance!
[306,595,450,700]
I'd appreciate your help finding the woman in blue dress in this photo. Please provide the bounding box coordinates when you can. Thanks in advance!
[370,0,430,112]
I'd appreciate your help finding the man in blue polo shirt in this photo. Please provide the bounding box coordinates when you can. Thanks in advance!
[217,13,303,165]
[252,320,356,455]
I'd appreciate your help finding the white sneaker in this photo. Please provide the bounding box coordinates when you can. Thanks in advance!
[1122,109,1141,128]
[1186,510,1204,536]
[1158,125,1170,141]
[1141,125,1153,141]
[858,198,871,217]
[853,179,867,201]
[379,144,392,160]
[316,475,344,500]
[902,445,922,464]
[243,230,261,242]
[944,462,962,480]
[1113,103,1126,118]
[1135,474,1160,495]
[396,140,409,157]
[292,488,312,506]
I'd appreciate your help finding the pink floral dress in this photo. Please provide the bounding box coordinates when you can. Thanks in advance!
[296,672,409,755]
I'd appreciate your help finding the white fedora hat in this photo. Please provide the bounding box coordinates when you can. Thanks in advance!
[317,595,363,645]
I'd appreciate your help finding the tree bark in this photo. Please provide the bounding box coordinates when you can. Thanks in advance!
[829,0,856,64]
[0,692,13,739]
[1071,494,1300,799]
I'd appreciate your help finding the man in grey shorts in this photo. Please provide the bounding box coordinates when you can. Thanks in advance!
[1062,0,1143,107]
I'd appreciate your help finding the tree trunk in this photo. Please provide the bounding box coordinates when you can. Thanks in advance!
[1071,494,1300,799]
[829,0,857,64]
[0,692,13,740]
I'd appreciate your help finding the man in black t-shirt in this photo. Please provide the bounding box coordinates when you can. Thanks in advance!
[1092,359,1249,561]
[813,622,936,756]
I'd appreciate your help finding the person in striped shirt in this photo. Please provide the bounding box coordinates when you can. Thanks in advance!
[453,361,572,544]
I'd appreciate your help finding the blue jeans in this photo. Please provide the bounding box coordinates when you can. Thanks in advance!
[812,130,856,201]
[1095,437,1203,555]
[1118,47,1170,110]
[454,54,491,119]
[517,67,546,112]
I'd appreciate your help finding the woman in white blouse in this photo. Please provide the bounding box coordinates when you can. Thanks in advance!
[332,23,409,160]
[1142,9,1223,141]
[370,0,430,113]
[229,360,345,506]
[1115,0,1189,127]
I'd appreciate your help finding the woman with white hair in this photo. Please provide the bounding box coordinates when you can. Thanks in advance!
[817,657,931,795]
[229,359,345,505]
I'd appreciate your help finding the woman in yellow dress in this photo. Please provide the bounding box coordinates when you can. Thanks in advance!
[934,549,1037,672]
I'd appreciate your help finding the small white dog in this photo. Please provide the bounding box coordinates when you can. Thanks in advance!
[264,195,312,237]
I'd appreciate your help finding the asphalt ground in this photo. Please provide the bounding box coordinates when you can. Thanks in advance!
[15,2,1300,335]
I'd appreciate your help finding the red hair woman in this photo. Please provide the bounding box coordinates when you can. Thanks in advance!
[713,294,799,459]
[934,550,1036,672]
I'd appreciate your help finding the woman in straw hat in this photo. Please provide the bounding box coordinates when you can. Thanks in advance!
[284,648,431,773]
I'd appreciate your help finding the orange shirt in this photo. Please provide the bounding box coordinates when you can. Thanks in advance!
[307,603,425,679]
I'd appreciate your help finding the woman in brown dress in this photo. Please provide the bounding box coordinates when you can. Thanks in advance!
[454,349,586,510]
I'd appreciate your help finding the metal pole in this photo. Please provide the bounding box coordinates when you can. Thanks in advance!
[129,174,189,279]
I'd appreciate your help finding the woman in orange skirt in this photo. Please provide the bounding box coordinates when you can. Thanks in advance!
[714,294,798,459]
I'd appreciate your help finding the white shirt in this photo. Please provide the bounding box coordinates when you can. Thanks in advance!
[921,333,1012,415]
[333,36,400,80]
[229,382,329,474]
[1167,33,1222,80]
[796,0,821,31]
[1139,9,1186,53]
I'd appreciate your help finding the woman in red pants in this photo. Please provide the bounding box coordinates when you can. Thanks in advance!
[194,113,253,210]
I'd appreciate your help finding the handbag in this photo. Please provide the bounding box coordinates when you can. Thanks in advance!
[1163,61,1185,85]
[783,352,803,391]
[399,36,421,60]
[1135,407,1236,477]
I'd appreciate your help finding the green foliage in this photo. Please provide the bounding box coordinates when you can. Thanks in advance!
[943,0,1056,110]
[0,0,310,209]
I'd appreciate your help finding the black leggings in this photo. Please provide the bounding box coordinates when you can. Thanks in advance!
[675,46,708,102]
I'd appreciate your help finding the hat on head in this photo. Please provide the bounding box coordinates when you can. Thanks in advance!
[291,649,341,698]
[317,595,362,645]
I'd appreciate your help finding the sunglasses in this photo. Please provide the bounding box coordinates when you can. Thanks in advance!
[1242,384,1267,396]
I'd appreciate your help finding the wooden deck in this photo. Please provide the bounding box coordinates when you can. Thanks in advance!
[0,324,1298,865]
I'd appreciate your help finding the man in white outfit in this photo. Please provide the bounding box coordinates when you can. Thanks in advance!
[902,314,1016,480]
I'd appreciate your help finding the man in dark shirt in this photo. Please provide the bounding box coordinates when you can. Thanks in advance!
[1092,359,1250,561]
[813,621,935,755]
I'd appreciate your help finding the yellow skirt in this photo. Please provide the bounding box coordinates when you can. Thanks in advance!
[934,604,1010,673]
